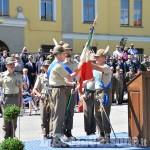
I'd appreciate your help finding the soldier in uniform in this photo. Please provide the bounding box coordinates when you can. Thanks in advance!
[113,66,124,104]
[126,66,136,82]
[91,48,112,141]
[0,57,22,139]
[62,50,78,141]
[33,60,51,139]
[82,53,96,135]
[141,55,150,71]
[48,45,79,148]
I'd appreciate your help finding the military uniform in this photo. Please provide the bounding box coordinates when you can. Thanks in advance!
[83,53,96,135]
[83,79,96,135]
[93,49,112,140]
[113,68,124,104]
[141,61,150,71]
[0,57,22,139]
[48,46,70,148]
[63,59,78,139]
[34,73,50,138]
[126,71,136,82]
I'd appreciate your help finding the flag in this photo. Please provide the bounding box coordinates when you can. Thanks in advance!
[78,26,95,93]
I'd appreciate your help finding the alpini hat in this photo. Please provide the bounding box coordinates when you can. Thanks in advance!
[53,45,66,55]
[43,60,51,66]
[95,46,109,57]
[63,43,72,50]
[5,57,16,64]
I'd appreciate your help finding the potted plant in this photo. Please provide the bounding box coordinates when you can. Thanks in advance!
[0,138,24,150]
[3,104,21,137]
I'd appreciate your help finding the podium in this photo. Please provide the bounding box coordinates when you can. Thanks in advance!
[127,72,150,146]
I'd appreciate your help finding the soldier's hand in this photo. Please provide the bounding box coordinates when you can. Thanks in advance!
[41,95,45,101]
[80,94,87,100]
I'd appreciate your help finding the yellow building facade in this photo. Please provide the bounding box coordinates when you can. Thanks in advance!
[0,0,150,54]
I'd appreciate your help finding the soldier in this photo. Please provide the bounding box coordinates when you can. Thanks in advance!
[48,45,79,148]
[33,60,51,139]
[141,55,150,71]
[82,53,96,135]
[113,66,124,104]
[126,66,136,82]
[0,57,22,139]
[46,49,54,62]
[91,48,112,141]
[62,51,78,141]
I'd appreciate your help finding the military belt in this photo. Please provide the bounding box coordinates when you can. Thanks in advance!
[4,94,19,97]
[85,89,95,94]
[96,89,110,95]
[51,85,66,88]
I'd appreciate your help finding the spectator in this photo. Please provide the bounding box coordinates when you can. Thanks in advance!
[141,55,150,71]
[22,68,30,86]
[21,47,30,65]
[128,44,138,55]
[34,48,45,62]
[15,54,24,74]
[113,45,122,58]
[122,47,128,62]
[36,55,44,74]
[22,82,37,116]
[24,55,36,89]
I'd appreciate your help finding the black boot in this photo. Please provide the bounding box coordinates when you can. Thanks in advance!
[67,129,76,141]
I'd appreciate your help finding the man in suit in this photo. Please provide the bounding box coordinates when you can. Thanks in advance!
[34,48,45,62]
[24,55,36,89]
[20,47,30,65]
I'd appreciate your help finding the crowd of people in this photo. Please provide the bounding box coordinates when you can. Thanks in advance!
[0,42,149,148]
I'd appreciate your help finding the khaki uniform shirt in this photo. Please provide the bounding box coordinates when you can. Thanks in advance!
[94,64,112,90]
[126,71,136,82]
[34,73,49,94]
[0,70,22,94]
[49,63,69,86]
[64,60,78,82]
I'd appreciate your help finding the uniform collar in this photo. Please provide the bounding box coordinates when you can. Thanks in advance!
[4,70,15,75]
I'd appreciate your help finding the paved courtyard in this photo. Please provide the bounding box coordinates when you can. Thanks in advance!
[0,103,128,141]
[0,103,148,149]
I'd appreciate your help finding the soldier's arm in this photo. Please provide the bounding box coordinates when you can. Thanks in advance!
[33,76,41,97]
[91,63,104,73]
[66,68,81,81]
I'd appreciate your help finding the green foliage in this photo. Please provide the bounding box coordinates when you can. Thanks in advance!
[3,105,20,121]
[0,138,24,150]
[120,37,128,49]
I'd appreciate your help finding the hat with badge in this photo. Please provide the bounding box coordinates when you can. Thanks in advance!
[5,57,16,64]
[63,43,72,50]
[95,46,109,57]
[42,60,51,66]
[53,45,66,55]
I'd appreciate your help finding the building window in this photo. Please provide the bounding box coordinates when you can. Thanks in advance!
[41,0,54,21]
[83,0,95,23]
[134,0,142,26]
[120,0,129,26]
[0,0,9,16]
